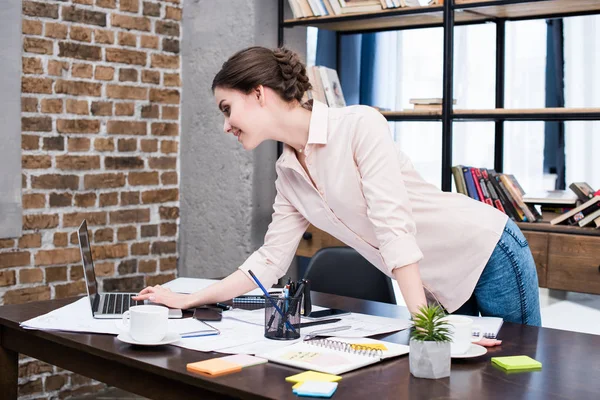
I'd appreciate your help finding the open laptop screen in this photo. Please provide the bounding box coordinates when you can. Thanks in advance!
[78,220,98,310]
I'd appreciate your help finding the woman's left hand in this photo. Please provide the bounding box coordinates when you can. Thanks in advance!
[473,338,502,347]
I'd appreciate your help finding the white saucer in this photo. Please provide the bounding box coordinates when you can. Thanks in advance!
[451,343,487,359]
[116,331,181,346]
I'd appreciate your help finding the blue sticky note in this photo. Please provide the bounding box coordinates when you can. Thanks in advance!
[293,381,338,398]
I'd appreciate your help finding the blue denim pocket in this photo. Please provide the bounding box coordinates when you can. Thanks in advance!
[503,220,529,248]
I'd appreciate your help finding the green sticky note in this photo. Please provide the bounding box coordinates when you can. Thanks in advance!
[491,356,542,371]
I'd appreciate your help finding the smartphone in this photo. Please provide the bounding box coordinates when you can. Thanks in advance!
[304,308,350,320]
[193,306,222,321]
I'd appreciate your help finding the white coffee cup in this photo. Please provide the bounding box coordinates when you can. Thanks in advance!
[443,315,483,355]
[121,305,168,343]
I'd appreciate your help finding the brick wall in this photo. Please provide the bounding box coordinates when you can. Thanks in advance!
[1,0,182,398]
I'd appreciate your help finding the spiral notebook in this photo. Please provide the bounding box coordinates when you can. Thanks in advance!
[256,337,409,375]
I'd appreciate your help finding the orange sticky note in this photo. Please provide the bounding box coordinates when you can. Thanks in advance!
[186,358,242,377]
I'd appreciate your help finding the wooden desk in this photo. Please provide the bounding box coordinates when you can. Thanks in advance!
[2,293,600,399]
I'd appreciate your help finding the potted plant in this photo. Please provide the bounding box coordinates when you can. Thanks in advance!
[409,305,452,379]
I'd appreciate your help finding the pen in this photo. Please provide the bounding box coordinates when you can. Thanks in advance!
[303,325,352,341]
[181,332,220,339]
[212,303,231,311]
[296,318,341,329]
[248,270,296,334]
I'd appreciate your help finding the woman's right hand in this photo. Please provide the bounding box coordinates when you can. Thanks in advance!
[133,285,193,309]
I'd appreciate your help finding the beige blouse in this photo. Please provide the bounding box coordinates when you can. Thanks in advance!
[239,100,508,312]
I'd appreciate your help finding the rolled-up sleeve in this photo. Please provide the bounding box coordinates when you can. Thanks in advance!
[238,178,310,289]
[352,109,424,274]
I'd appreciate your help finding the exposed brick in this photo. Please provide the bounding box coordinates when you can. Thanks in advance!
[22,19,43,35]
[149,156,176,169]
[105,156,144,170]
[22,135,40,151]
[22,77,53,94]
[140,35,159,49]
[142,70,160,84]
[18,233,42,249]
[59,42,102,61]
[151,241,176,255]
[56,79,102,96]
[99,192,118,207]
[96,0,116,9]
[22,155,51,169]
[143,2,161,17]
[142,188,178,204]
[35,248,80,266]
[92,243,128,260]
[91,101,112,116]
[95,66,115,81]
[146,273,175,286]
[19,268,43,284]
[70,26,92,42]
[128,171,159,186]
[57,119,100,134]
[142,104,159,119]
[164,73,181,86]
[0,270,16,287]
[107,121,147,135]
[84,173,125,189]
[161,140,178,154]
[55,281,87,299]
[138,259,156,273]
[111,14,151,32]
[48,60,69,76]
[106,48,147,66]
[75,192,97,207]
[45,22,68,39]
[104,276,144,292]
[46,266,67,282]
[74,0,94,4]
[117,226,137,241]
[71,264,84,280]
[23,57,43,74]
[66,99,89,115]
[19,360,55,378]
[156,20,180,37]
[43,136,65,151]
[22,116,52,131]
[49,192,72,207]
[41,98,63,113]
[23,1,59,19]
[150,88,179,104]
[121,191,140,205]
[94,137,115,151]
[53,232,69,247]
[31,174,78,190]
[118,138,137,152]
[163,38,179,54]
[131,242,149,255]
[94,29,114,44]
[120,0,140,13]
[140,138,158,152]
[68,137,91,152]
[56,155,101,170]
[165,6,182,20]
[118,31,137,47]
[22,97,38,113]
[55,383,106,399]
[107,84,148,100]
[64,211,106,227]
[0,252,30,268]
[94,227,113,242]
[95,261,114,276]
[119,68,138,82]
[22,174,26,189]
[160,222,177,237]
[141,224,158,237]
[152,123,178,136]
[159,206,179,220]
[45,374,68,391]
[115,102,135,116]
[151,54,179,69]
[72,63,93,78]
[23,37,53,55]
[0,239,15,249]
[22,193,45,209]
[110,209,150,224]
[118,259,137,274]
[3,286,49,305]
[62,6,107,27]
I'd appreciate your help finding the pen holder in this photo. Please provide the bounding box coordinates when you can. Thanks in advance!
[264,295,302,340]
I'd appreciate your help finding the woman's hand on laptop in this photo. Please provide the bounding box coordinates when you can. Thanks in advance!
[133,285,191,309]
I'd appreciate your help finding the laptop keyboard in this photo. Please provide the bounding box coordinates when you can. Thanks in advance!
[101,293,143,315]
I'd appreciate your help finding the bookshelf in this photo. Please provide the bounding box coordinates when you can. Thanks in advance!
[278,0,600,295]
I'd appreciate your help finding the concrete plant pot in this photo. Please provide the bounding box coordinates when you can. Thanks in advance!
[409,338,451,379]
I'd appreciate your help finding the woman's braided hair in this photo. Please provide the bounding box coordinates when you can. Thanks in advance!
[212,46,312,107]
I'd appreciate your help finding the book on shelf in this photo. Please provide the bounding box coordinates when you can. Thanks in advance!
[306,66,328,104]
[577,208,600,228]
[550,196,600,226]
[318,66,347,107]
[409,97,456,105]
[340,0,383,14]
[569,182,597,202]
[522,190,579,207]
[595,215,600,229]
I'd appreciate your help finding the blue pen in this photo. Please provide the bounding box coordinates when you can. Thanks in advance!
[181,332,219,339]
[248,270,296,334]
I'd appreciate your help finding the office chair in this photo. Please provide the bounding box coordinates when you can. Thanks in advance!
[303,247,396,304]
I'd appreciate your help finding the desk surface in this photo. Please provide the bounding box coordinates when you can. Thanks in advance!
[1,293,600,400]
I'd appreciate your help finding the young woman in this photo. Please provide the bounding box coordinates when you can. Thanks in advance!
[134,46,541,328]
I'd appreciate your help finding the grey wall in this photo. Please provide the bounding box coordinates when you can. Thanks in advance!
[0,1,23,239]
[180,0,306,278]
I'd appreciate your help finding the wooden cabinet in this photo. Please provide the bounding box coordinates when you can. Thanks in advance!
[522,231,549,288]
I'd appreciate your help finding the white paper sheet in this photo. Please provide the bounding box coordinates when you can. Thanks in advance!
[162,277,282,296]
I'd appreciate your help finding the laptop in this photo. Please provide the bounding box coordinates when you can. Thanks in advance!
[77,220,182,319]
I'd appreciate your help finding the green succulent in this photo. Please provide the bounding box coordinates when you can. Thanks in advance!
[410,304,452,342]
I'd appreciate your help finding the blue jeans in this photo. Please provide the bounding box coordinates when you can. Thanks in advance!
[453,219,542,326]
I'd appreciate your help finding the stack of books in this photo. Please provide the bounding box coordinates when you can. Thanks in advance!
[287,0,425,18]
[305,66,346,108]
[409,97,456,111]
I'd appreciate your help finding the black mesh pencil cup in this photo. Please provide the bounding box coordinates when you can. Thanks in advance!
[264,295,302,340]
